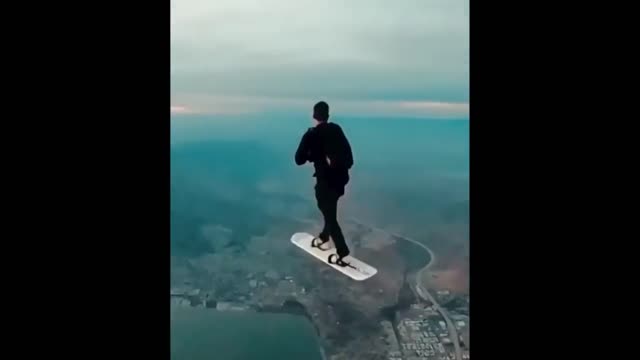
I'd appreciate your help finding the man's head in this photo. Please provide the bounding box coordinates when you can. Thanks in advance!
[313,101,330,124]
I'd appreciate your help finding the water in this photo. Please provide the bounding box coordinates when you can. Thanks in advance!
[171,307,324,360]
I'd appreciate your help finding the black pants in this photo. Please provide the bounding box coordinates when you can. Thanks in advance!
[315,181,350,258]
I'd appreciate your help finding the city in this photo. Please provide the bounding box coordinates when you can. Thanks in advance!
[171,270,469,360]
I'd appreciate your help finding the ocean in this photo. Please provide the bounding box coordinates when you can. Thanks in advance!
[171,306,324,360]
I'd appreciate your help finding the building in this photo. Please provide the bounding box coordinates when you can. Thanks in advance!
[216,302,249,311]
[388,350,402,358]
[171,297,191,307]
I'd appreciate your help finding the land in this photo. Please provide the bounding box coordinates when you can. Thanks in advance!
[171,218,469,360]
[170,117,469,359]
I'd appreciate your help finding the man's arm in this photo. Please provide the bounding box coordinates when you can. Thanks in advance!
[338,126,353,169]
[295,129,313,165]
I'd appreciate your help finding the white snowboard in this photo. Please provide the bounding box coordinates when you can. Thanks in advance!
[290,232,377,281]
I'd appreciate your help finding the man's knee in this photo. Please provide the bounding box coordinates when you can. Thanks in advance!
[315,190,328,207]
[316,197,329,213]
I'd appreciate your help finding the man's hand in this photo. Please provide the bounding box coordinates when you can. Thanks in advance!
[326,156,332,166]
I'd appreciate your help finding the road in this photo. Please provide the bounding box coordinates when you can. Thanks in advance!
[415,283,462,360]
[350,219,463,360]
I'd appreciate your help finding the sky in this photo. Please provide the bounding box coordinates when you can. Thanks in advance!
[171,0,469,118]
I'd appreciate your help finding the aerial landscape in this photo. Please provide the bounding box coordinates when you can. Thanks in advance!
[171,1,468,359]
[170,115,469,360]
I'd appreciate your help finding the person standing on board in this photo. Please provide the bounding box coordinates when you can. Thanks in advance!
[295,101,354,266]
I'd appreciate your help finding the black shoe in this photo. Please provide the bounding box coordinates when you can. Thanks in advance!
[311,236,330,250]
[328,254,353,268]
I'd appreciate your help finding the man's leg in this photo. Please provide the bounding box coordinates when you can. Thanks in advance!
[324,189,349,258]
[315,184,331,244]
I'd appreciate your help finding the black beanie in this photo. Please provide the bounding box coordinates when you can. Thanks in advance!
[313,101,329,122]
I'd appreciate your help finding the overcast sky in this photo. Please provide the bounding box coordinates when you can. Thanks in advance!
[171,0,469,118]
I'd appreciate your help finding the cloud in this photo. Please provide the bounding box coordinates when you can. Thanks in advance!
[171,105,192,114]
[171,95,468,118]
[171,0,469,116]
[396,101,469,117]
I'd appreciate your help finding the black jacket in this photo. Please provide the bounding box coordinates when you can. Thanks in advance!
[295,122,353,188]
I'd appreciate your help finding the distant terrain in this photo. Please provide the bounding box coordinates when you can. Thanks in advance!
[170,116,469,359]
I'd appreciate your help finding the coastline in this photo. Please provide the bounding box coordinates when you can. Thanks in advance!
[257,301,327,360]
[171,301,325,360]
[171,220,467,360]
[172,296,326,357]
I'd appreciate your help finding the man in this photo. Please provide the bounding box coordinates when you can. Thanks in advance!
[295,101,354,265]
